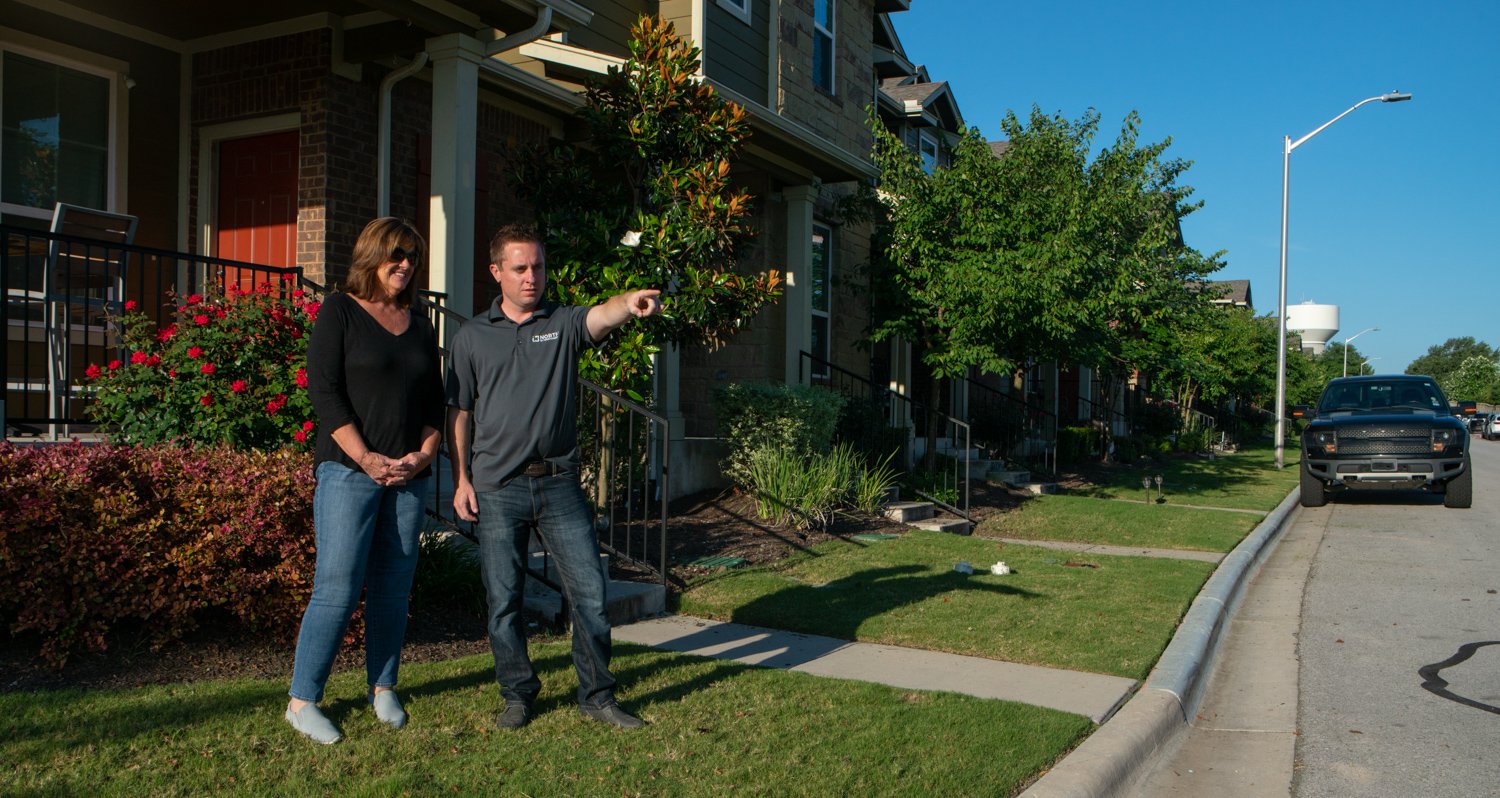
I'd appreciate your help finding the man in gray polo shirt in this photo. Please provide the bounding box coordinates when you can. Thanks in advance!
[446,223,661,730]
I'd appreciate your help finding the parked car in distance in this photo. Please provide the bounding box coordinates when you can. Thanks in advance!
[1485,413,1500,441]
[1466,411,1488,434]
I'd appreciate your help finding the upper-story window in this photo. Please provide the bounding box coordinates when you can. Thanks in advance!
[1,49,114,219]
[813,0,835,94]
[918,131,939,174]
[716,0,753,25]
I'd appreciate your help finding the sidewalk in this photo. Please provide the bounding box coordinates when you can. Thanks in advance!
[614,615,1137,723]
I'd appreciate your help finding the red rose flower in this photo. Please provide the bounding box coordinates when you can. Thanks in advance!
[108,359,122,370]
[294,368,309,389]
[130,351,149,365]
[293,430,308,443]
[301,420,315,432]
[146,355,161,367]
[186,293,203,305]
[157,325,176,342]
[200,394,213,406]
[124,300,138,312]
[230,379,247,393]
[85,363,102,380]
[194,314,210,326]
[187,346,204,359]
[200,363,216,375]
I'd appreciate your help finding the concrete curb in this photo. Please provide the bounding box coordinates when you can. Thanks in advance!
[1020,487,1302,798]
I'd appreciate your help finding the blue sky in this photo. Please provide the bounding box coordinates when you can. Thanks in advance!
[892,1,1498,373]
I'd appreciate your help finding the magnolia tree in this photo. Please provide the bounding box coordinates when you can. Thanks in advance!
[512,16,779,398]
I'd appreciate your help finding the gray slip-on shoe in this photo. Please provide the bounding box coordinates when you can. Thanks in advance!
[370,690,408,729]
[495,702,531,730]
[285,703,342,744]
[579,703,645,729]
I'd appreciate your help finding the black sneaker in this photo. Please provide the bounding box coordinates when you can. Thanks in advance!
[579,703,645,729]
[496,702,531,730]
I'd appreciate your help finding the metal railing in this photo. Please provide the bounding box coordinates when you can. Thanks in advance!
[800,351,969,522]
[3,224,302,435]
[960,375,1059,466]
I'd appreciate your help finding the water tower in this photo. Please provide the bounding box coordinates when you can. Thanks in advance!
[1286,301,1340,355]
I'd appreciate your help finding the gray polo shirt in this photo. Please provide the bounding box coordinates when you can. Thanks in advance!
[446,300,596,492]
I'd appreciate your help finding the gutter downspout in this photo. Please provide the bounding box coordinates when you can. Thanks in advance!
[488,7,553,56]
[378,52,429,217]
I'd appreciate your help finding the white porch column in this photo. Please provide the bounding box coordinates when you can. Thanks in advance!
[782,184,816,385]
[426,33,483,316]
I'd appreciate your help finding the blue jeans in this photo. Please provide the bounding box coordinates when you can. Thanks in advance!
[475,473,617,708]
[288,461,427,703]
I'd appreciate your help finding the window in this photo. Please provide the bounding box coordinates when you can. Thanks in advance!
[918,131,939,174]
[716,0,753,25]
[2,50,114,218]
[810,223,832,378]
[812,0,835,93]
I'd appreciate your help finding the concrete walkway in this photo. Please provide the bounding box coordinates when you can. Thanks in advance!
[613,615,1137,723]
[987,537,1226,564]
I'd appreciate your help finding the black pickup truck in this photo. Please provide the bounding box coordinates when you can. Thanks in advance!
[1297,375,1472,508]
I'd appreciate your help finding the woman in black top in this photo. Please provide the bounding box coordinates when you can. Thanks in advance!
[285,217,444,745]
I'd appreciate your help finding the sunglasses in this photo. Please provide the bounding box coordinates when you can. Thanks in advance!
[389,246,421,267]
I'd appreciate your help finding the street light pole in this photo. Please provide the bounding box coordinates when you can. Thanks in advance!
[1342,326,1380,378]
[1274,91,1411,470]
[1360,357,1380,376]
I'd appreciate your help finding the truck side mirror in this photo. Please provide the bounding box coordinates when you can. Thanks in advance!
[1288,404,1311,420]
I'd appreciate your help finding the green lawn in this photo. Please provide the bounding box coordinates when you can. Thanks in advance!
[1072,444,1298,511]
[3,642,1090,797]
[977,494,1260,552]
[679,530,1214,679]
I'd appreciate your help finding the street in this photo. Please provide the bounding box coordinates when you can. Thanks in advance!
[1294,436,1500,796]
[1135,436,1500,796]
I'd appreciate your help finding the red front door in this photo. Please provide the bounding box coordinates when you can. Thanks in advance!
[216,130,297,290]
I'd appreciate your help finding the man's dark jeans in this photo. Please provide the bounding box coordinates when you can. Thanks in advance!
[475,473,617,708]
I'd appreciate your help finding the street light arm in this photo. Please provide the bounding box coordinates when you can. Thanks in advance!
[1289,95,1389,152]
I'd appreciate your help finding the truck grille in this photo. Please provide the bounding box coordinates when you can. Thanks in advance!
[1339,440,1432,456]
[1338,426,1428,439]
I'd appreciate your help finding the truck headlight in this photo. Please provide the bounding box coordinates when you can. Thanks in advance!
[1310,430,1337,454]
[1432,428,1459,450]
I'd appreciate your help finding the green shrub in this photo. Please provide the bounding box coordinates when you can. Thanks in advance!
[851,449,901,514]
[715,382,845,489]
[746,444,858,529]
[1175,427,1212,453]
[409,531,486,620]
[0,442,316,665]
[86,282,318,450]
[1056,425,1097,467]
[834,394,908,465]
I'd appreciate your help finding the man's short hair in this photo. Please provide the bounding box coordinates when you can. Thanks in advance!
[489,223,544,266]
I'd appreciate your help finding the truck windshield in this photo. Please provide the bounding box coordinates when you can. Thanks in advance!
[1318,381,1445,413]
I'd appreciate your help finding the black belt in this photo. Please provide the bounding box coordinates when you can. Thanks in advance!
[519,460,563,477]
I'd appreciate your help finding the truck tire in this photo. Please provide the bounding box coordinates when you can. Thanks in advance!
[1300,462,1329,507]
[1444,456,1473,508]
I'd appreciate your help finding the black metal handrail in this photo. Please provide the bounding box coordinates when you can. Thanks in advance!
[959,374,1058,466]
[3,224,302,434]
[799,351,969,522]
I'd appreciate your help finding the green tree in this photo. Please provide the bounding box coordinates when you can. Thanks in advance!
[1443,355,1500,403]
[1406,337,1497,386]
[868,107,1222,451]
[512,16,779,397]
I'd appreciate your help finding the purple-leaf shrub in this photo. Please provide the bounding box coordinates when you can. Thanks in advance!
[0,441,320,665]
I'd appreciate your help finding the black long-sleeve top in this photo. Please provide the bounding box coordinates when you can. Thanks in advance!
[306,292,444,479]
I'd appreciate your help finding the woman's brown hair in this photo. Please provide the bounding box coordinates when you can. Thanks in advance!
[346,217,425,307]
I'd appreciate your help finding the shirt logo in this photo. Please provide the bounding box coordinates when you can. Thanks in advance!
[531,331,560,343]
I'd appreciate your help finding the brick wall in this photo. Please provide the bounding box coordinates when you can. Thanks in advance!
[776,0,875,160]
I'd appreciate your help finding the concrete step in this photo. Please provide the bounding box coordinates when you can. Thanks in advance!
[908,517,973,535]
[883,501,935,523]
[987,469,1032,487]
[522,551,666,626]
[1025,482,1059,495]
